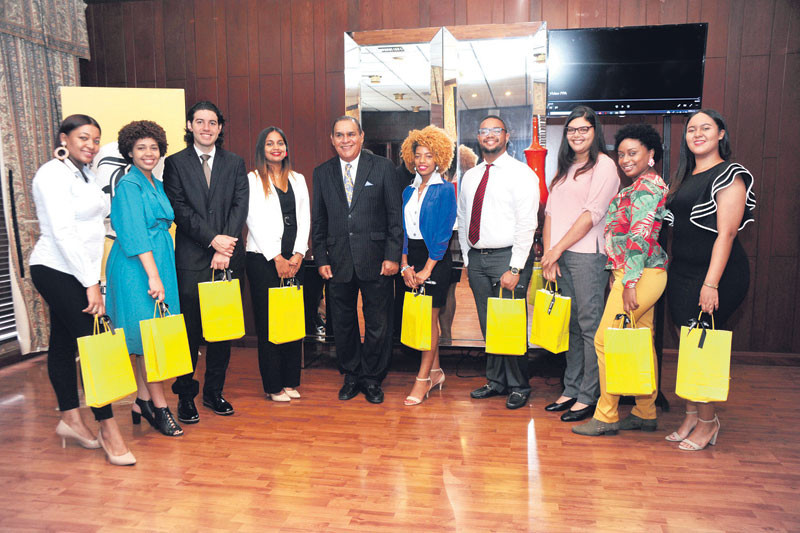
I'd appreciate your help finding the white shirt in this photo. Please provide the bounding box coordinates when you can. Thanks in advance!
[339,153,361,188]
[194,144,217,172]
[245,170,310,260]
[29,158,109,287]
[404,171,444,240]
[457,152,539,268]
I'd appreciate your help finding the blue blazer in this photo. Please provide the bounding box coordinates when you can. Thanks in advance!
[402,179,457,261]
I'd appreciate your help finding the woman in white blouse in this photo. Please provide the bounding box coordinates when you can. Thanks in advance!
[29,115,135,466]
[245,127,310,402]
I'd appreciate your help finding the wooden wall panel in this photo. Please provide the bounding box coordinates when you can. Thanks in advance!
[617,0,646,27]
[79,0,800,355]
[291,0,316,74]
[504,0,530,23]
[194,0,217,79]
[428,0,457,26]
[256,0,282,76]
[225,76,251,164]
[132,1,156,84]
[381,0,421,29]
[225,1,250,78]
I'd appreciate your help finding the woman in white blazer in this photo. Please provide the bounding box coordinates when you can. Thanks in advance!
[245,126,310,402]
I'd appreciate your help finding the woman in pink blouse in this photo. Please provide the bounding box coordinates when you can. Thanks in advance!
[541,106,620,423]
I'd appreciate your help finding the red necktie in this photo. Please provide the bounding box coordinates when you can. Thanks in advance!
[468,164,492,245]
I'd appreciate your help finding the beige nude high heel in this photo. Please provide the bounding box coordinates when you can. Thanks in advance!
[55,420,100,449]
[97,429,136,466]
[679,415,720,451]
[404,377,432,406]
[665,410,698,442]
[430,368,446,391]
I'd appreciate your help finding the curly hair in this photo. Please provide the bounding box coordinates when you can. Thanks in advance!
[614,123,663,163]
[118,120,168,165]
[400,125,455,174]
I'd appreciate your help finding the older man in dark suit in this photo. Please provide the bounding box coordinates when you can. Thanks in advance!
[163,101,248,423]
[312,116,403,404]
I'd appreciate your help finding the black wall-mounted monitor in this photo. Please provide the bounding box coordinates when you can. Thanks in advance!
[547,23,708,116]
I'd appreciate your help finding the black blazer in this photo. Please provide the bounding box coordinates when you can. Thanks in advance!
[163,146,249,271]
[311,151,403,283]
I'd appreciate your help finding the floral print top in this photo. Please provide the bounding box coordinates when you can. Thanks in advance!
[604,170,669,288]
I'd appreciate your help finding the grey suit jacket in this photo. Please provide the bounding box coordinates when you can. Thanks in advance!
[311,151,402,282]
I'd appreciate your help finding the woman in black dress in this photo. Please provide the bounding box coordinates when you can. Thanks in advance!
[665,109,756,451]
[399,125,457,406]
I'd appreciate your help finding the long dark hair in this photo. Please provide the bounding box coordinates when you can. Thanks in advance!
[253,126,291,197]
[58,114,101,146]
[550,105,608,190]
[669,108,731,200]
[184,100,225,148]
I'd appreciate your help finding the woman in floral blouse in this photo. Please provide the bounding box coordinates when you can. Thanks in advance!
[573,124,669,437]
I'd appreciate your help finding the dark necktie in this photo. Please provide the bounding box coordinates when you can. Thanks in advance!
[468,163,492,246]
[200,154,211,187]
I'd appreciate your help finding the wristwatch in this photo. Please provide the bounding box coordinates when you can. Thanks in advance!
[509,267,520,275]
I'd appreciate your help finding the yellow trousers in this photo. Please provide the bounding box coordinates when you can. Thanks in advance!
[594,268,667,423]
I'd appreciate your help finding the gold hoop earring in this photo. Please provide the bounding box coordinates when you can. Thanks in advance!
[54,141,68,161]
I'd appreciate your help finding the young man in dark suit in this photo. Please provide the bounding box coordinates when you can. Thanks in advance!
[311,116,403,404]
[162,101,249,423]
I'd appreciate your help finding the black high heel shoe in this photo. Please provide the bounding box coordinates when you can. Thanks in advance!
[131,398,157,428]
[153,407,184,437]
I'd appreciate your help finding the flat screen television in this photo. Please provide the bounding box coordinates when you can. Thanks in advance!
[547,23,708,116]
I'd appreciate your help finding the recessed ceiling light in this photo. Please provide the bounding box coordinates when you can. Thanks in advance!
[471,93,478,98]
[505,90,512,96]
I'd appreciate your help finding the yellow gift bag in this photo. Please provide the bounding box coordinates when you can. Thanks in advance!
[198,269,246,342]
[269,278,306,344]
[676,313,732,402]
[400,286,432,351]
[486,286,527,355]
[77,315,137,408]
[140,301,193,382]
[529,280,571,353]
[604,313,656,395]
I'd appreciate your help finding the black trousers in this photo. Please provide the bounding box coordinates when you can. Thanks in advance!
[172,266,243,399]
[327,272,393,386]
[30,265,113,421]
[246,253,303,394]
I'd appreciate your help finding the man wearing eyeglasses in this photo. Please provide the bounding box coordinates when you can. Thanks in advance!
[457,115,539,409]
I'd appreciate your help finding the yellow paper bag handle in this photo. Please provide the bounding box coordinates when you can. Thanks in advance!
[497,285,517,299]
[152,300,171,318]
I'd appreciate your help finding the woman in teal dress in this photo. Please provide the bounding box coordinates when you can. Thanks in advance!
[106,120,183,437]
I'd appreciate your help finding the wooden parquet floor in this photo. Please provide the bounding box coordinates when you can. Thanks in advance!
[0,350,798,532]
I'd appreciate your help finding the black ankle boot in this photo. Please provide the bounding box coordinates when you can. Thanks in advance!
[132,398,157,428]
[154,407,184,437]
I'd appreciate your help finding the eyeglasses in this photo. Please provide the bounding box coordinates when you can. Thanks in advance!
[565,126,593,135]
[478,127,506,136]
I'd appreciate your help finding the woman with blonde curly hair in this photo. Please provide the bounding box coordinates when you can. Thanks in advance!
[399,125,457,406]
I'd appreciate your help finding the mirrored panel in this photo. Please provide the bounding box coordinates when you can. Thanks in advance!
[449,23,547,171]
[346,28,440,162]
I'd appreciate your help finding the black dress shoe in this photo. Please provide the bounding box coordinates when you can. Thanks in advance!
[362,383,384,404]
[177,397,199,424]
[560,404,596,422]
[544,398,577,412]
[202,393,234,416]
[338,380,359,401]
[470,384,504,399]
[506,391,530,409]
